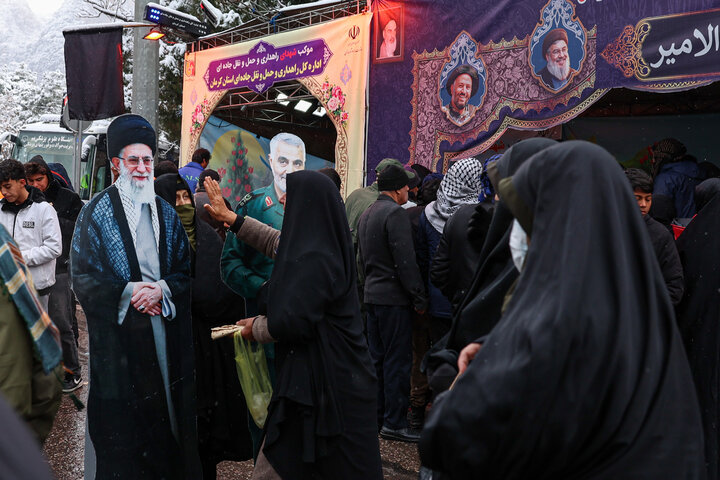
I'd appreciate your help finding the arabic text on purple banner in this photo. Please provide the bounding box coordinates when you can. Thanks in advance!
[204,39,332,93]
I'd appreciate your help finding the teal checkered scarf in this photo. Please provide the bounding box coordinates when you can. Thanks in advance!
[0,225,61,374]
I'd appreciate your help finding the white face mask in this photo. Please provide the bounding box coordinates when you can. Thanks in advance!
[509,219,529,272]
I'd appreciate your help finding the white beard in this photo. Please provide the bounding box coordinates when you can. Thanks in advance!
[115,161,156,205]
[547,59,570,81]
[380,39,396,57]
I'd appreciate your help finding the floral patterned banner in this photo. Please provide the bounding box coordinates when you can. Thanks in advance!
[181,13,371,197]
[366,0,720,180]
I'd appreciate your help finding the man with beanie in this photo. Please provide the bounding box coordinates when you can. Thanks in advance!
[70,114,201,479]
[357,164,428,443]
[25,156,84,393]
[345,158,416,250]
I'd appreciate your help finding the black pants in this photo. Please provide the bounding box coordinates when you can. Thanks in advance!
[48,272,80,375]
[366,304,412,430]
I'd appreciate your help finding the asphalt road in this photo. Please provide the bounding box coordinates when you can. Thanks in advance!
[43,307,421,479]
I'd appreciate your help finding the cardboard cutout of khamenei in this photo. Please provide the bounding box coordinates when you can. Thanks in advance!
[438,32,487,127]
[528,0,587,93]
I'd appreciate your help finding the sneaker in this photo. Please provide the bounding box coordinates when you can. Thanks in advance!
[407,405,425,430]
[380,426,421,443]
[62,375,82,393]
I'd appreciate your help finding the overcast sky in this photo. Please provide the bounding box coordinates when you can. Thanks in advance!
[26,0,64,17]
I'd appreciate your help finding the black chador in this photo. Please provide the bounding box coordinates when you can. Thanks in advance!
[420,141,704,479]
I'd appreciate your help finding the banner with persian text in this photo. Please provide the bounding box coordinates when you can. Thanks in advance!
[367,0,720,180]
[181,13,371,196]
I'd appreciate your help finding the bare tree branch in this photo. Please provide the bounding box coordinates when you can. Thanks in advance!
[80,0,133,22]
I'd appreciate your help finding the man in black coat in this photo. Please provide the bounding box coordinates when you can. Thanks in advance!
[26,156,84,392]
[625,168,684,305]
[357,164,428,443]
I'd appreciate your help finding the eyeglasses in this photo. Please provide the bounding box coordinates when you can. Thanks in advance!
[119,156,153,167]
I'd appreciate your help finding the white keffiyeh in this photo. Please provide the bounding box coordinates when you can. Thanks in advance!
[427,157,484,233]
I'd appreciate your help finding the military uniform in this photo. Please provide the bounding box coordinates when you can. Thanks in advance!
[221,183,284,304]
[220,183,283,459]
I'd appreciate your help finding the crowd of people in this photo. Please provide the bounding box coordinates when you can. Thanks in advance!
[0,111,719,480]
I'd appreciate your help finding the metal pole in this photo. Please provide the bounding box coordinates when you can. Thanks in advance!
[132,0,160,133]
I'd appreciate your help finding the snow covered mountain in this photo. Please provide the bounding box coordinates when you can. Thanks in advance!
[0,0,108,74]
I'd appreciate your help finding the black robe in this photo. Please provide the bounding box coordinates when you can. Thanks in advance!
[420,141,705,479]
[677,192,720,479]
[425,138,556,389]
[262,171,382,480]
[70,185,201,479]
[154,173,253,467]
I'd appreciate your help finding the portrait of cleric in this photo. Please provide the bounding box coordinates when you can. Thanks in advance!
[374,6,402,62]
[440,64,482,127]
[531,28,580,92]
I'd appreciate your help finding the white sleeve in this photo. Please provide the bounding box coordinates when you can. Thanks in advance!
[22,204,62,267]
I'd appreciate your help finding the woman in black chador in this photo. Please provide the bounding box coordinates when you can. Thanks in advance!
[426,138,556,391]
[239,170,382,479]
[419,141,705,479]
[676,179,720,480]
[154,173,253,476]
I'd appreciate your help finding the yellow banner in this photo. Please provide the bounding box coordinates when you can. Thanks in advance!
[181,13,372,197]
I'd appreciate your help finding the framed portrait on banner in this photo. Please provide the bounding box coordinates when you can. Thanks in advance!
[374,4,403,63]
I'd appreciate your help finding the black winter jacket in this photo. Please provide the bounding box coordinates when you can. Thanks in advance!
[357,194,428,311]
[430,203,492,313]
[645,214,684,305]
[43,178,83,273]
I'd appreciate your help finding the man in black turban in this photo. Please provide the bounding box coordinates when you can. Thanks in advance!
[441,64,480,126]
[70,114,201,478]
[537,28,575,90]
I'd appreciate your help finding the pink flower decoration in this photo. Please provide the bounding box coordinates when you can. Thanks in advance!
[236,179,242,184]
[222,187,231,198]
[341,112,349,121]
[339,96,346,107]
[327,97,339,112]
[244,184,252,193]
[217,167,226,178]
[248,167,254,174]
[322,82,329,90]
[235,196,241,202]
[196,112,205,124]
[332,86,342,98]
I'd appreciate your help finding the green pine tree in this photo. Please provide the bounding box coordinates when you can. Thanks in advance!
[219,134,257,203]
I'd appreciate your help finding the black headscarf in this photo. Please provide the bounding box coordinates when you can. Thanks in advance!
[154,173,196,250]
[426,138,556,384]
[262,170,380,478]
[420,141,704,479]
[676,192,720,479]
[694,177,720,213]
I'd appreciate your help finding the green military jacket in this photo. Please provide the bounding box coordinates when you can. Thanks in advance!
[221,183,284,302]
